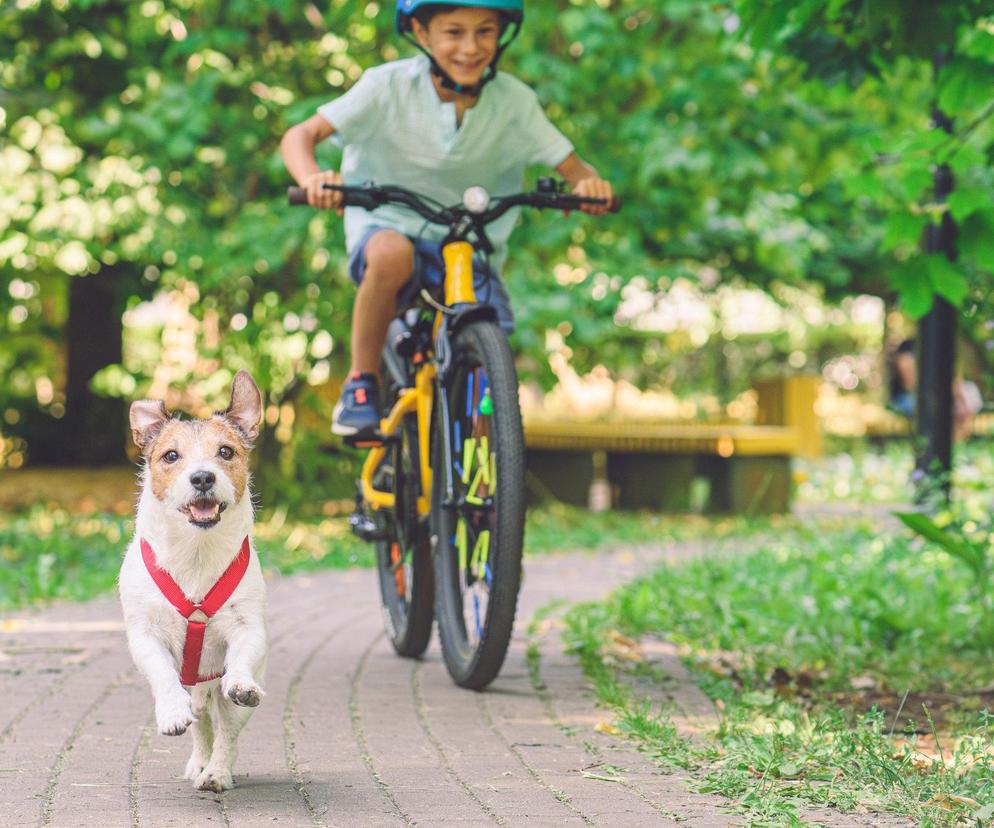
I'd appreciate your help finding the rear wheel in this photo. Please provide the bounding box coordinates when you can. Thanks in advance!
[431,321,525,689]
[374,406,433,657]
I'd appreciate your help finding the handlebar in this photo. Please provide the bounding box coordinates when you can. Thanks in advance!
[286,182,620,226]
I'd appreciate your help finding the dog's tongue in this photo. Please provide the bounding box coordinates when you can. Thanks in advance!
[190,499,220,521]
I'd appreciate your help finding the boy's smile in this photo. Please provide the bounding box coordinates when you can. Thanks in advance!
[412,7,501,94]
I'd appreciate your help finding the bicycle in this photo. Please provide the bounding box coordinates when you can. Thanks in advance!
[288,179,617,689]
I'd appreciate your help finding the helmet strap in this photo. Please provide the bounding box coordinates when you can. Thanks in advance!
[403,20,520,98]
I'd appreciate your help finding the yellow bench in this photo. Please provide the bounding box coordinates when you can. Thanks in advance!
[523,421,799,514]
[523,377,820,514]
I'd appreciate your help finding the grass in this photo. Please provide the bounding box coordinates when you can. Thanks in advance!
[794,439,994,505]
[0,500,739,611]
[561,516,994,826]
[0,506,375,610]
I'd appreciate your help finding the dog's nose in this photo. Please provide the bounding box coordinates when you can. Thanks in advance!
[190,471,216,492]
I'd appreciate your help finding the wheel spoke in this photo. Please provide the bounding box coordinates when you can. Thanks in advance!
[375,409,432,658]
[448,363,500,650]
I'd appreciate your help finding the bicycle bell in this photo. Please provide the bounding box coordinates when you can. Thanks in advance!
[463,185,491,214]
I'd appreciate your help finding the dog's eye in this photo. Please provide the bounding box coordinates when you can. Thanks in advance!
[218,445,235,461]
[163,450,179,463]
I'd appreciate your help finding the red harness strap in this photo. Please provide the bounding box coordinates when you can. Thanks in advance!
[140,536,251,686]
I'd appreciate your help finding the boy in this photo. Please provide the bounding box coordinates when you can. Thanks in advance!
[281,0,613,436]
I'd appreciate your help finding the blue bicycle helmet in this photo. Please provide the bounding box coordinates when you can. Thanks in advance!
[394,0,525,96]
[396,0,524,34]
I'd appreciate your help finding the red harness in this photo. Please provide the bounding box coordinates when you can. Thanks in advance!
[140,536,251,686]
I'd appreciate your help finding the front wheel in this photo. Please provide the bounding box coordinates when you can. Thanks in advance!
[431,321,525,690]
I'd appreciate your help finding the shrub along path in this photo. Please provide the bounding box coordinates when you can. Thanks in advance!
[1,536,909,827]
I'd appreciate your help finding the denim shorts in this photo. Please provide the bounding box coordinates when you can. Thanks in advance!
[348,226,514,333]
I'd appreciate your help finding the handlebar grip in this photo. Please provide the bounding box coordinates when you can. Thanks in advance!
[287,186,308,206]
[606,196,622,213]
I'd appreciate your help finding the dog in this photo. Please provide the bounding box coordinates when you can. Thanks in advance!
[119,370,267,792]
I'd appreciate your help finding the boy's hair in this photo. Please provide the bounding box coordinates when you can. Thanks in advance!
[413,3,509,29]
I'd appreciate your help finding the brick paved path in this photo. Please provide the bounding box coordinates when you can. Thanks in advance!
[0,540,908,827]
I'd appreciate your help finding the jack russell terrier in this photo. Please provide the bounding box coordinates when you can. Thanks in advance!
[119,370,267,792]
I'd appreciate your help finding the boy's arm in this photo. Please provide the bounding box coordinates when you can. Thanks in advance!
[555,152,613,216]
[280,114,344,212]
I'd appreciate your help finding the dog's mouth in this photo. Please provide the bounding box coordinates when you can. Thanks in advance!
[179,497,227,528]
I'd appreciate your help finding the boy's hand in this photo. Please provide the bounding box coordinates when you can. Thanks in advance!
[571,176,613,216]
[304,170,344,214]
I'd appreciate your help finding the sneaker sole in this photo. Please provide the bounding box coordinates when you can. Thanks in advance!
[331,420,380,437]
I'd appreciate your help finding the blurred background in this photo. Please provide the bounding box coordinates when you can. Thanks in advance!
[1,0,992,520]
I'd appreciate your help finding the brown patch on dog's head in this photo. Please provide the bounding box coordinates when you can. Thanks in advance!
[130,371,263,528]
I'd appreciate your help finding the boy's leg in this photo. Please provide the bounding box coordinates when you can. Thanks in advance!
[333,229,415,436]
[350,230,415,376]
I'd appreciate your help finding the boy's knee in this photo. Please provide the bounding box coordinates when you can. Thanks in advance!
[364,231,414,286]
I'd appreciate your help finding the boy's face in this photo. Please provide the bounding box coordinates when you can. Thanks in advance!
[412,7,502,90]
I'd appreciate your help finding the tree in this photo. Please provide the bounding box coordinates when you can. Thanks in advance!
[5,0,985,493]
[733,1,994,488]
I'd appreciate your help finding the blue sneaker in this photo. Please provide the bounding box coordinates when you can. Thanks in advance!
[332,372,381,436]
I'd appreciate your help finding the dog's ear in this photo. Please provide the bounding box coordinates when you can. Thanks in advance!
[224,370,263,444]
[130,400,170,454]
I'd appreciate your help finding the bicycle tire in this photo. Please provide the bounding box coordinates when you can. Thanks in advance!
[431,321,525,689]
[375,398,434,658]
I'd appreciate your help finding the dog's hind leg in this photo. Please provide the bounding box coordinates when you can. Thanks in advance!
[184,685,214,781]
[193,690,253,792]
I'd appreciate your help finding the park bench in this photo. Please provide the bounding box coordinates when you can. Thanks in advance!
[523,377,820,515]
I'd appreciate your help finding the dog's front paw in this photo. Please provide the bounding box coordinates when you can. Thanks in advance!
[156,697,196,736]
[184,755,206,781]
[195,766,234,793]
[222,677,264,708]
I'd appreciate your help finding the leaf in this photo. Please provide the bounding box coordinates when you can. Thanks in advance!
[844,171,886,201]
[947,187,992,223]
[881,211,926,252]
[927,793,979,811]
[959,212,994,270]
[894,511,985,574]
[938,58,994,116]
[924,255,969,307]
[889,259,933,320]
[594,721,621,735]
[898,165,933,201]
[581,771,626,783]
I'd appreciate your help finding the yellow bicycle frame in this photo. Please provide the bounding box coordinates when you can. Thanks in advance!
[358,240,477,517]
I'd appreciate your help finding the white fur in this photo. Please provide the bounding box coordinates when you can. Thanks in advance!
[119,464,267,792]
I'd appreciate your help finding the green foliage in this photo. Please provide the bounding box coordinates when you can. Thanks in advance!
[0,506,372,609]
[734,1,994,321]
[2,0,992,477]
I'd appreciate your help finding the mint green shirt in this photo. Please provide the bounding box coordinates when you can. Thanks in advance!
[317,56,574,273]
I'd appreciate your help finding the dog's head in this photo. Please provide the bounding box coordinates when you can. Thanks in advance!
[129,371,263,530]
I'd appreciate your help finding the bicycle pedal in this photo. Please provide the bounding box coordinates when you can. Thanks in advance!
[342,430,397,449]
[348,510,388,542]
